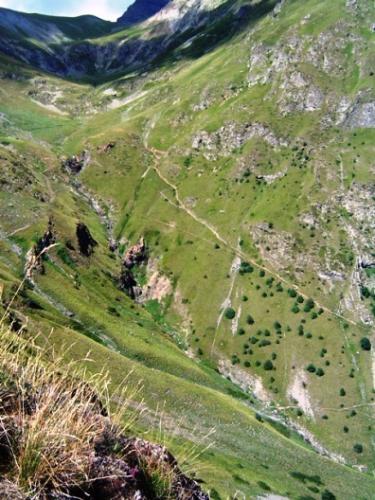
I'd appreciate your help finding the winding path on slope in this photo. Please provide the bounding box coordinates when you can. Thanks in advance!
[145,145,364,333]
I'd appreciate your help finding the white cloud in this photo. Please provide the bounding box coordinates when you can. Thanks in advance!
[56,0,123,21]
[0,0,30,10]
[0,0,130,20]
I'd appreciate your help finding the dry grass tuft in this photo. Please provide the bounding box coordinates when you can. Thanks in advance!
[0,313,141,497]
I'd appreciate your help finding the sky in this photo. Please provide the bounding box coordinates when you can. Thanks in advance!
[0,0,133,21]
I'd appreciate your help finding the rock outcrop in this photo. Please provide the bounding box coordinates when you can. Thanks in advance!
[344,100,375,128]
[62,151,90,175]
[76,223,97,257]
[119,238,148,299]
[119,269,140,300]
[117,0,171,26]
[193,121,287,160]
[25,218,56,278]
[123,237,147,269]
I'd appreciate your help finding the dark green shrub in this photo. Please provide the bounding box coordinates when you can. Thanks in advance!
[257,481,271,491]
[259,270,265,277]
[306,364,316,373]
[231,354,240,365]
[304,298,315,312]
[360,337,371,351]
[290,471,323,485]
[238,328,245,336]
[297,295,304,304]
[353,443,363,453]
[291,304,300,313]
[259,339,271,347]
[266,277,274,287]
[309,486,319,494]
[246,314,255,325]
[263,360,274,370]
[339,388,346,396]
[288,288,297,298]
[225,307,236,320]
[239,262,254,275]
[107,306,120,317]
[316,368,325,377]
[321,490,336,500]
[361,286,371,298]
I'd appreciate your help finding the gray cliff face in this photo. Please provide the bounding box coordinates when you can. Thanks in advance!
[117,0,171,26]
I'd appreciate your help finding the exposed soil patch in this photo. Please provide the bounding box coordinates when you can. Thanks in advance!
[287,369,315,419]
[140,259,173,302]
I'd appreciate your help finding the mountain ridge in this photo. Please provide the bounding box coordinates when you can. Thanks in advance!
[117,0,171,26]
[0,0,275,79]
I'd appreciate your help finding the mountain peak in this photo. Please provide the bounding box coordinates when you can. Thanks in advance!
[117,0,171,26]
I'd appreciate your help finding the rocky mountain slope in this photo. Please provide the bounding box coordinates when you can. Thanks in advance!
[117,0,171,26]
[0,0,374,498]
[0,0,273,78]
